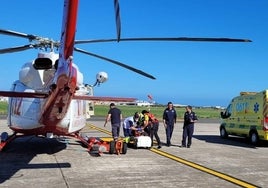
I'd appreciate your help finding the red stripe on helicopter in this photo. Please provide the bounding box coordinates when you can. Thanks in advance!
[63,0,78,60]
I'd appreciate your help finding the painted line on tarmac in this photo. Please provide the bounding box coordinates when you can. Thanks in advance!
[88,124,259,188]
[150,148,260,188]
[88,124,112,136]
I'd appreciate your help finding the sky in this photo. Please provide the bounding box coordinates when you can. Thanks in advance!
[0,0,267,107]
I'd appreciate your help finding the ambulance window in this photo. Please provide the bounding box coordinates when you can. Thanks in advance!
[225,104,232,117]
[221,104,232,119]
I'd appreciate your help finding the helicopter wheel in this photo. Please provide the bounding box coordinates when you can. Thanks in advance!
[0,132,8,142]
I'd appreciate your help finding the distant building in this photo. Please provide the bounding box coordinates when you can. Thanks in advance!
[0,97,8,102]
[118,100,155,106]
[135,100,154,106]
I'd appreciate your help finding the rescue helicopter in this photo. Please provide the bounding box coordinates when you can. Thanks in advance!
[0,0,251,152]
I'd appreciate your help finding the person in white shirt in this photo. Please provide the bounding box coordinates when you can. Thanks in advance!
[122,112,140,137]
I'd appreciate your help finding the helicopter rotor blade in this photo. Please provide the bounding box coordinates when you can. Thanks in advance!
[0,44,34,54]
[74,47,156,80]
[0,28,38,40]
[75,37,252,44]
[114,0,121,42]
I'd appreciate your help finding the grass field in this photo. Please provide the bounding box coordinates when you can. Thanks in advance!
[0,102,222,119]
[0,101,8,115]
[94,105,222,120]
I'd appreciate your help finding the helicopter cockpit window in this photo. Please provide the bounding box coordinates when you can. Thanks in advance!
[220,104,232,119]
[33,58,53,70]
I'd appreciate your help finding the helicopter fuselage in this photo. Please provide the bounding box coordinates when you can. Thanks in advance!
[8,50,89,137]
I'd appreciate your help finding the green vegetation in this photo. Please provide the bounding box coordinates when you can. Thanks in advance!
[0,102,222,119]
[94,105,222,120]
[0,101,8,115]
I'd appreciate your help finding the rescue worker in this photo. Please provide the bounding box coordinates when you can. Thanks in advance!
[104,103,122,141]
[122,112,140,137]
[163,102,177,147]
[148,112,162,149]
[139,110,151,136]
[181,105,198,148]
[141,110,161,149]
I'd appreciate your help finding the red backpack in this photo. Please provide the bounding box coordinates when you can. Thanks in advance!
[146,112,159,124]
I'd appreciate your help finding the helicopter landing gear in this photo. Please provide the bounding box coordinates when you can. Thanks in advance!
[0,132,17,151]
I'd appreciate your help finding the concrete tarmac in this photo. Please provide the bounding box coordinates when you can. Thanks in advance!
[0,117,267,188]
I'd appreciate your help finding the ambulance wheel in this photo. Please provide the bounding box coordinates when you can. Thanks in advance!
[249,131,259,145]
[220,127,228,138]
[122,142,127,154]
[109,141,115,154]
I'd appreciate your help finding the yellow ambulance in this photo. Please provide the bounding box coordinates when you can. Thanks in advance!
[220,91,268,145]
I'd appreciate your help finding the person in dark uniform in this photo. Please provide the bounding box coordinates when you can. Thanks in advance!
[181,105,198,148]
[162,102,177,147]
[104,103,122,141]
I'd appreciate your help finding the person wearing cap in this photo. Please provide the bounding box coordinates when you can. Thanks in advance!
[104,103,122,141]
[139,110,161,149]
[181,105,198,148]
[122,112,140,137]
[139,110,151,136]
[163,102,177,147]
